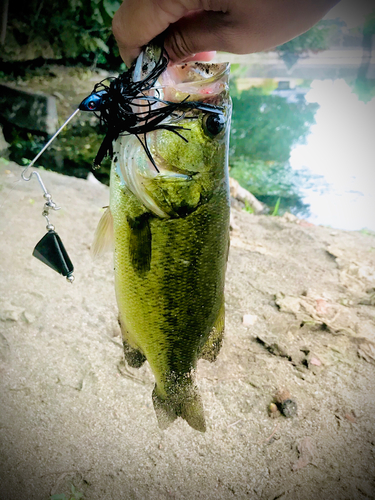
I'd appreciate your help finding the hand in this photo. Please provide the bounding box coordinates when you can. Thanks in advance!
[112,0,339,66]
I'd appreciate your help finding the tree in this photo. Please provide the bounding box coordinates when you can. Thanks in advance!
[2,0,122,68]
[351,9,375,103]
[229,85,318,215]
[276,21,340,69]
[230,86,317,163]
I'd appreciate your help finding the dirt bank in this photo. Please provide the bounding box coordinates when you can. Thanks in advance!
[1,161,375,500]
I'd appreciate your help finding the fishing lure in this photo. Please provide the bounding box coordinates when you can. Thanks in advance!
[22,42,223,281]
[83,44,224,171]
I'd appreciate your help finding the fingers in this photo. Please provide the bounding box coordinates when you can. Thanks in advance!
[165,0,340,62]
[113,0,340,66]
[112,0,202,66]
[181,51,217,62]
[164,9,239,63]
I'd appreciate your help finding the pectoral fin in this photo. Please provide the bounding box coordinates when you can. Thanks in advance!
[127,214,152,275]
[91,207,114,259]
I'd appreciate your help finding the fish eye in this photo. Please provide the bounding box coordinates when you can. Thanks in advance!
[202,113,226,138]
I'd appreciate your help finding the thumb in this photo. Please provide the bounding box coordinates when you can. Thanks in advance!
[112,0,189,66]
[164,10,237,63]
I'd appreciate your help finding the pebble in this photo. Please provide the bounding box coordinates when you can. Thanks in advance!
[274,389,298,418]
[0,303,25,322]
[242,314,258,327]
[268,403,280,418]
[22,311,36,324]
[309,356,322,367]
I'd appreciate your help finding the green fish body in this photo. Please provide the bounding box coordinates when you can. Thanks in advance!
[94,60,231,431]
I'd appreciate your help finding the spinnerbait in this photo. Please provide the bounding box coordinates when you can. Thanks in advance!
[22,42,223,282]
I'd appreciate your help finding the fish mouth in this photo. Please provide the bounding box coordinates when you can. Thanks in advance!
[160,61,230,104]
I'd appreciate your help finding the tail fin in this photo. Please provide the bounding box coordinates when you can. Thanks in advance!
[152,383,206,432]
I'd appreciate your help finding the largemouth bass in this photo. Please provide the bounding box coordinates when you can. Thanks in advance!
[93,49,231,431]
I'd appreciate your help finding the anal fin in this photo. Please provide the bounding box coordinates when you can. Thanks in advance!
[123,339,146,368]
[118,315,146,368]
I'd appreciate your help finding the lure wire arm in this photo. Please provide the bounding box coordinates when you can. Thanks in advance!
[21,108,81,207]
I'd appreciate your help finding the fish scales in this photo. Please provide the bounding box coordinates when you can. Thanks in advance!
[95,56,231,431]
[110,168,229,375]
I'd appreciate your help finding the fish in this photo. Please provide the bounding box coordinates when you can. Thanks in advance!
[92,47,231,431]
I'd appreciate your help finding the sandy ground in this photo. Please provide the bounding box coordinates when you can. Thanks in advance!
[1,161,375,500]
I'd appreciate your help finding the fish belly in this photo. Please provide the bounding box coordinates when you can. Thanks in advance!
[110,166,229,397]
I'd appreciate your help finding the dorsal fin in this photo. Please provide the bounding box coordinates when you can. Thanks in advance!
[90,207,114,259]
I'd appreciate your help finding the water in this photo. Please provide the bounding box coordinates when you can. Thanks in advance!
[290,79,375,231]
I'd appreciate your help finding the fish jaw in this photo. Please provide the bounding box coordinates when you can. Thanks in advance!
[159,61,230,103]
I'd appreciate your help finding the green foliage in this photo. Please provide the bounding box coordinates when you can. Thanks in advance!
[229,85,317,216]
[243,200,254,214]
[230,159,286,198]
[3,120,111,184]
[351,78,375,103]
[272,198,281,216]
[350,10,375,103]
[50,483,84,500]
[360,228,375,238]
[276,22,333,55]
[230,86,318,163]
[5,0,122,68]
[276,21,339,69]
[229,158,309,214]
[363,9,375,36]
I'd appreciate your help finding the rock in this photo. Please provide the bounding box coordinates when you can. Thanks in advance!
[22,311,36,324]
[309,356,322,367]
[0,125,9,154]
[0,83,58,135]
[280,399,298,418]
[230,212,240,231]
[274,388,291,404]
[242,314,258,326]
[256,335,291,360]
[230,196,245,211]
[352,337,375,364]
[268,402,280,418]
[282,212,298,223]
[229,177,267,214]
[345,412,357,423]
[275,389,298,418]
[275,292,301,315]
[292,438,315,471]
[0,303,25,322]
[87,172,101,184]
